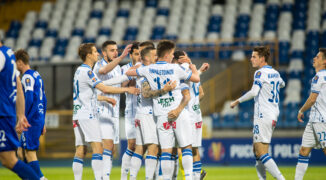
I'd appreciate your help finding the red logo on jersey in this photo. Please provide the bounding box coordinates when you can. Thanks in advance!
[73,120,79,128]
[135,119,141,127]
[272,120,276,127]
[171,121,176,129]
[195,122,202,129]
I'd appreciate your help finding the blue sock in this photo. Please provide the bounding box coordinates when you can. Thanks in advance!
[29,160,44,178]
[193,161,202,173]
[11,160,39,180]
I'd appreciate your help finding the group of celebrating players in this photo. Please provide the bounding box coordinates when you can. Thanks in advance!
[0,37,326,180]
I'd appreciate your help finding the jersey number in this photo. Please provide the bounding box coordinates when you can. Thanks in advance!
[73,80,79,100]
[154,77,172,96]
[268,81,280,103]
[317,132,326,142]
[0,130,6,142]
[192,83,199,96]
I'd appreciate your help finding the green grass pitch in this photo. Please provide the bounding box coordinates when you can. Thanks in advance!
[0,166,325,179]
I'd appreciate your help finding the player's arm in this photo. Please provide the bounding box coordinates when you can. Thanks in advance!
[98,44,132,74]
[95,82,139,95]
[230,83,260,108]
[199,85,204,100]
[16,77,31,133]
[297,92,318,123]
[188,64,200,82]
[141,80,177,98]
[97,95,117,106]
[168,89,190,121]
[102,74,130,86]
[199,63,210,75]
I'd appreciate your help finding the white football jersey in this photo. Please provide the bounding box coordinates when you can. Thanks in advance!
[136,61,192,116]
[72,64,102,120]
[188,82,202,122]
[309,69,326,123]
[93,58,121,118]
[253,65,285,121]
[121,62,137,117]
[136,75,153,115]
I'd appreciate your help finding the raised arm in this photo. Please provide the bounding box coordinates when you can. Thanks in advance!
[99,44,132,74]
[188,64,200,82]
[141,80,176,98]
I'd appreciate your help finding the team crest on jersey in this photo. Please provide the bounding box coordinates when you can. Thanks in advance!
[88,70,95,78]
[312,75,319,84]
[25,78,31,86]
[255,71,262,79]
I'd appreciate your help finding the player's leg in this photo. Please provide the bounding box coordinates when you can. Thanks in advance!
[0,151,39,180]
[146,144,159,180]
[73,145,87,180]
[90,142,104,180]
[172,147,179,180]
[25,150,45,179]
[130,145,144,180]
[121,116,136,180]
[253,146,266,180]
[254,143,284,180]
[192,147,201,180]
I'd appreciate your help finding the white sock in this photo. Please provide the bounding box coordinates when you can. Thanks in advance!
[255,155,266,180]
[161,152,173,180]
[121,149,134,180]
[103,149,113,180]
[260,153,285,180]
[91,153,103,180]
[155,155,162,180]
[182,149,193,180]
[172,155,179,180]
[145,155,158,180]
[193,161,201,180]
[130,153,143,180]
[72,157,83,180]
[295,154,309,180]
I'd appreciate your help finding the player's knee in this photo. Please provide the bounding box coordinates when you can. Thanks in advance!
[322,148,326,156]
[75,146,87,158]
[299,147,310,157]
[128,141,136,151]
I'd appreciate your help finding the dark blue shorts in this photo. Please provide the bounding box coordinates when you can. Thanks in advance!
[20,125,43,150]
[0,116,19,152]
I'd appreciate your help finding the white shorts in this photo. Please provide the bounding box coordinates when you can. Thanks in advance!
[99,116,119,144]
[73,118,102,146]
[253,118,276,143]
[192,121,203,147]
[302,122,326,149]
[157,109,193,149]
[135,113,158,145]
[125,116,136,139]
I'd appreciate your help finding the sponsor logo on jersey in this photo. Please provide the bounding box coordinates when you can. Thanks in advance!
[192,104,200,113]
[73,105,82,114]
[255,71,262,79]
[157,97,175,107]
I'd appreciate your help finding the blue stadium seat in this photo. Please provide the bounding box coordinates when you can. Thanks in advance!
[6,30,19,38]
[157,8,169,16]
[99,28,111,36]
[164,35,178,40]
[237,111,253,128]
[218,42,232,60]
[221,114,237,128]
[83,37,96,43]
[72,28,84,37]
[35,20,48,29]
[29,39,42,47]
[91,10,103,19]
[211,113,221,129]
[207,15,222,33]
[46,29,58,37]
[146,0,157,7]
[117,9,129,17]
[53,46,65,56]
[9,20,21,31]
[281,3,293,12]
[124,27,138,41]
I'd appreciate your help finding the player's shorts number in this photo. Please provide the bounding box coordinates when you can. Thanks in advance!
[253,125,259,134]
[317,132,326,142]
[0,130,7,142]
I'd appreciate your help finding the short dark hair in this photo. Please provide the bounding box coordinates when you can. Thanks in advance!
[173,50,185,61]
[157,40,175,58]
[15,49,29,65]
[253,46,270,62]
[141,46,155,60]
[139,41,155,49]
[319,48,326,59]
[130,42,139,54]
[78,43,95,62]
[101,40,117,51]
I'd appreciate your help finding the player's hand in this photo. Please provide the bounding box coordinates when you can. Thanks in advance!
[129,63,141,70]
[230,100,239,109]
[16,115,31,134]
[178,55,191,64]
[189,64,197,71]
[106,98,117,107]
[127,87,140,95]
[297,111,304,123]
[163,80,177,92]
[168,108,181,121]
[42,126,46,135]
[199,63,210,73]
[128,79,136,87]
[121,44,132,58]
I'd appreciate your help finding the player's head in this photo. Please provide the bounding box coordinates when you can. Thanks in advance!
[141,46,156,65]
[313,48,326,70]
[101,40,118,62]
[172,50,185,64]
[251,46,270,68]
[156,40,175,63]
[129,42,140,64]
[139,41,155,52]
[15,49,30,72]
[78,43,99,63]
